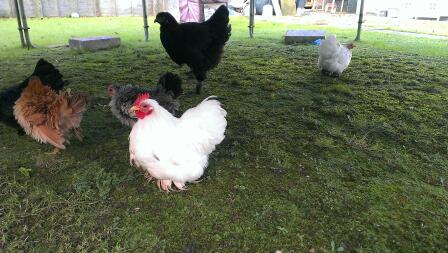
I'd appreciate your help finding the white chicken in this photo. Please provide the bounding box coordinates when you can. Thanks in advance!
[129,93,227,192]
[318,35,355,76]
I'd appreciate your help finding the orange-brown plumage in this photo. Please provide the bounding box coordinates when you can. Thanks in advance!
[13,76,88,152]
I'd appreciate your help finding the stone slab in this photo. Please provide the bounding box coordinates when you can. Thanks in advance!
[284,30,326,44]
[69,36,121,51]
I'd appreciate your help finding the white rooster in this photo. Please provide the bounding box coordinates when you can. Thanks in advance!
[318,35,355,76]
[129,93,227,192]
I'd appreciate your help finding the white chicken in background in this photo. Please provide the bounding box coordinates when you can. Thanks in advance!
[318,35,355,76]
[129,93,227,192]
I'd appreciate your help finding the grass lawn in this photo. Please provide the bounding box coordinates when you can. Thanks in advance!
[1,16,448,252]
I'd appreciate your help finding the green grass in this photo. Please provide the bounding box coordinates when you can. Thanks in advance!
[1,16,448,252]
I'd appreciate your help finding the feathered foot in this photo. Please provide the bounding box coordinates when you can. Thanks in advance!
[157,179,173,192]
[173,181,187,191]
[195,81,203,94]
[46,147,60,155]
[155,179,189,192]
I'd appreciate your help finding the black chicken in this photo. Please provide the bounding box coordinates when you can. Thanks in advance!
[107,72,183,127]
[154,5,231,94]
[0,59,67,134]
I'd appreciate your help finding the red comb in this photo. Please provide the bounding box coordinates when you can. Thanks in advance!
[133,93,151,106]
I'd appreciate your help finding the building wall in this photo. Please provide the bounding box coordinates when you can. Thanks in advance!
[357,0,448,19]
[0,0,179,18]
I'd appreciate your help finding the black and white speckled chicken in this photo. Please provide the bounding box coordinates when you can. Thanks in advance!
[107,72,183,127]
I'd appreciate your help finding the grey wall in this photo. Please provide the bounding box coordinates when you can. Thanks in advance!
[0,0,176,17]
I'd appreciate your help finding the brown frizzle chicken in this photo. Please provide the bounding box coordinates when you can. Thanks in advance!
[0,59,67,134]
[13,76,89,154]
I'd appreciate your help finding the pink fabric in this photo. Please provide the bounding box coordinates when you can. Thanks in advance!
[179,0,201,23]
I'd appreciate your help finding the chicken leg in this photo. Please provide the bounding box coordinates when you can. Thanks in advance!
[157,179,173,192]
[195,81,203,94]
[173,181,187,191]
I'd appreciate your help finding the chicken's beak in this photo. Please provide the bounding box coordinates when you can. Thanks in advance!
[154,18,159,23]
[129,106,139,113]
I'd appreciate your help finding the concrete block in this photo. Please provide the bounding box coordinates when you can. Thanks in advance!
[284,30,326,44]
[69,36,121,51]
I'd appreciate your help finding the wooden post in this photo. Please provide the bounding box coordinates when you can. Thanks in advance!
[340,0,344,12]
[18,0,34,48]
[249,0,255,38]
[355,0,364,41]
[142,0,149,41]
[331,0,335,12]
[13,0,25,48]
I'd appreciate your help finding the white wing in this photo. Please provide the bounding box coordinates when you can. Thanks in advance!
[178,96,227,155]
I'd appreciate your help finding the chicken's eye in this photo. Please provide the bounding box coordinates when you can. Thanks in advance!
[143,105,148,108]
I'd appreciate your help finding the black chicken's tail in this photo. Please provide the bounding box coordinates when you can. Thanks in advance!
[31,59,66,91]
[204,5,231,71]
[157,72,183,99]
[206,5,231,43]
[206,5,229,27]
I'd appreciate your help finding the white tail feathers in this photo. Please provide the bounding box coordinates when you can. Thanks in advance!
[319,35,339,59]
[180,96,227,155]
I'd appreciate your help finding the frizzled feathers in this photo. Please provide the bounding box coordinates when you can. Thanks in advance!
[13,76,88,151]
[0,59,67,133]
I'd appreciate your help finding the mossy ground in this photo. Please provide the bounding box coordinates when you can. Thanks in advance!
[0,17,447,252]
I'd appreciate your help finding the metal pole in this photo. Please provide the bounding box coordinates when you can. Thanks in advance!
[18,0,34,48]
[142,0,149,41]
[13,0,25,48]
[355,0,365,41]
[249,0,255,38]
